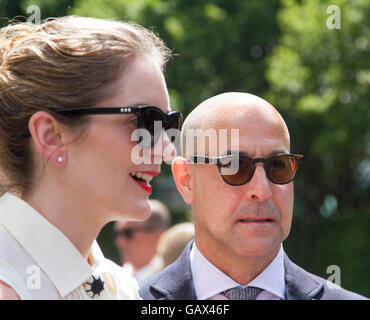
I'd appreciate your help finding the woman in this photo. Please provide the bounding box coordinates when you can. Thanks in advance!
[0,16,182,299]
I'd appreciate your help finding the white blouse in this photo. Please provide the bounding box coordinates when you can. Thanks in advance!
[0,192,141,300]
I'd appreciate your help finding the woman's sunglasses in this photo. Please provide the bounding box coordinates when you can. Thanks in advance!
[188,153,304,185]
[23,105,183,149]
[57,105,183,149]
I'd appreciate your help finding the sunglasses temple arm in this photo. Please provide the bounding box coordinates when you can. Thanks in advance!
[189,156,214,164]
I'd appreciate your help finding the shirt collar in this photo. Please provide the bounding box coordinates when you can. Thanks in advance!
[190,241,286,300]
[0,192,94,297]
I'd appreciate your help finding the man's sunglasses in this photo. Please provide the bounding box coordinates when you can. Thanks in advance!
[24,105,183,149]
[113,226,156,240]
[188,153,304,185]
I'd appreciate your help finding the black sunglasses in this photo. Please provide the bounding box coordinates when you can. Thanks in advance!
[188,153,304,185]
[58,105,183,149]
[23,105,183,149]
[113,226,156,240]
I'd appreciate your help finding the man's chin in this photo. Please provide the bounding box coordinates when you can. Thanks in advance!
[233,238,281,259]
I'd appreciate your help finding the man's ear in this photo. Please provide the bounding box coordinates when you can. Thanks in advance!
[28,111,67,166]
[172,156,194,205]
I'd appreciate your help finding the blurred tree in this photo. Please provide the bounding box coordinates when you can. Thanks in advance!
[266,0,369,214]
[266,0,369,296]
[21,0,75,18]
[71,0,281,115]
[0,0,25,27]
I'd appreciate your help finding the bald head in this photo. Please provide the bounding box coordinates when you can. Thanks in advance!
[181,92,290,157]
[172,93,297,276]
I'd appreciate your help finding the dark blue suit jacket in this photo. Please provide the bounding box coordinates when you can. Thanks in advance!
[139,241,367,300]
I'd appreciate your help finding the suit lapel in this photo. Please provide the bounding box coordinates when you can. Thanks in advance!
[284,254,323,300]
[149,241,196,300]
[149,244,324,300]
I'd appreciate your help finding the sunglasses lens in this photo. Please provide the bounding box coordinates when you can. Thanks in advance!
[138,108,183,148]
[114,228,133,240]
[126,229,134,239]
[165,113,182,143]
[166,113,182,130]
[221,157,253,185]
[268,155,297,183]
[138,107,164,148]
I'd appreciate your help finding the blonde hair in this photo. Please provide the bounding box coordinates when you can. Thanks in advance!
[0,16,171,195]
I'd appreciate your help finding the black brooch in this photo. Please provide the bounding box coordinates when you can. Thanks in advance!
[85,274,105,298]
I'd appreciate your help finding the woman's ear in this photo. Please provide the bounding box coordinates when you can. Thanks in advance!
[172,156,194,205]
[28,111,67,166]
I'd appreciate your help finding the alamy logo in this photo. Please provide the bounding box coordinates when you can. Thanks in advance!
[26,265,41,290]
[326,5,341,30]
[130,123,240,171]
[26,5,41,25]
[326,265,341,289]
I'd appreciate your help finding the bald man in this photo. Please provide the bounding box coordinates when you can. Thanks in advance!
[139,92,366,300]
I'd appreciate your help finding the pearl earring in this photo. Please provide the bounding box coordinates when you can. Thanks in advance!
[57,156,63,163]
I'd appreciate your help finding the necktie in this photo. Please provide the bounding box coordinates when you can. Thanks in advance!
[222,286,262,300]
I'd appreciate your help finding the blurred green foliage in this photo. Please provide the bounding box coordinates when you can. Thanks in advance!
[267,0,369,212]
[1,0,369,296]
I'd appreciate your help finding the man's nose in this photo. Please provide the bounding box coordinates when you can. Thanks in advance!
[244,164,272,202]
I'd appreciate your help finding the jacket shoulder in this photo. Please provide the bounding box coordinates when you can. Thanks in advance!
[284,254,368,300]
[309,272,367,300]
[139,270,169,300]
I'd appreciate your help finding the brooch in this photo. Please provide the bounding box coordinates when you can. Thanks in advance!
[85,274,105,298]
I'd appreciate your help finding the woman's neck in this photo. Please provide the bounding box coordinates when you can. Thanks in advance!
[22,179,103,260]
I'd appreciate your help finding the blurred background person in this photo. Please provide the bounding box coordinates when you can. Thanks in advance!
[156,222,194,271]
[113,199,171,281]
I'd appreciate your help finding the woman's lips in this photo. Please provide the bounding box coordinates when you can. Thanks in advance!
[130,171,159,194]
[133,178,153,194]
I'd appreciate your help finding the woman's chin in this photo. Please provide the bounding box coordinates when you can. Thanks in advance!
[117,201,151,222]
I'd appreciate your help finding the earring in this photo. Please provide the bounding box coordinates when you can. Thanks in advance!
[57,156,63,163]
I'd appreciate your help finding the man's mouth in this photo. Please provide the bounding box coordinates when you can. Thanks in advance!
[239,218,274,223]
